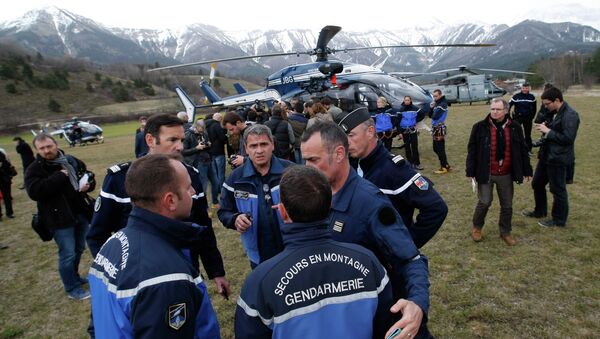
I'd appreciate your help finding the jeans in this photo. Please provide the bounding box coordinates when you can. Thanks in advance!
[53,214,89,292]
[472,174,514,234]
[197,161,211,194]
[210,155,226,204]
[532,162,568,225]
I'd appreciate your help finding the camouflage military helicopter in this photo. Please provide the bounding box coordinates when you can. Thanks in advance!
[392,65,534,105]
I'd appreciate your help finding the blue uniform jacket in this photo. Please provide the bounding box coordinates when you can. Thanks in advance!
[509,92,537,119]
[89,207,220,339]
[235,219,394,339]
[329,168,430,314]
[218,156,294,265]
[87,161,225,279]
[357,142,448,248]
[430,96,448,126]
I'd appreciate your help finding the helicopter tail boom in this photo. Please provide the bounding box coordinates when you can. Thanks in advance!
[175,86,197,122]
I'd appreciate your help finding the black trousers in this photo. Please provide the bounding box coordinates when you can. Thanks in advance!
[402,130,421,166]
[433,139,449,168]
[532,162,568,225]
[516,115,534,152]
[0,179,13,217]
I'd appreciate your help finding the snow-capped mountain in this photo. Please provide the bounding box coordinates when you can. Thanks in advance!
[1,6,599,79]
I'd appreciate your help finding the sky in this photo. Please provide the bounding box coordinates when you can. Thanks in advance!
[1,0,600,32]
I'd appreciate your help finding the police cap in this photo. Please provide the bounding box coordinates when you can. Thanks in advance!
[334,106,371,134]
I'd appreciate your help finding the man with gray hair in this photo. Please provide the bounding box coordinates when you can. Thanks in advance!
[466,98,532,245]
[218,124,294,268]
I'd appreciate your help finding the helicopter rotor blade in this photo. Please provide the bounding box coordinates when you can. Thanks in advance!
[331,43,495,54]
[476,68,535,75]
[315,25,342,61]
[148,51,313,72]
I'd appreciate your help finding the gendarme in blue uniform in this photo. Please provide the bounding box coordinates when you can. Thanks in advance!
[218,156,294,265]
[235,219,394,339]
[87,161,225,279]
[356,141,448,248]
[89,207,220,338]
[329,167,430,314]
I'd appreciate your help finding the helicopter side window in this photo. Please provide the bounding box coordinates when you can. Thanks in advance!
[355,85,379,111]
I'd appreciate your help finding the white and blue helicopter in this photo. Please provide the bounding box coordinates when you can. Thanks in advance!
[151,25,494,120]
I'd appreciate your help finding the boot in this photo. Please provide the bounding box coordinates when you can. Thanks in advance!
[471,227,482,242]
[501,233,516,246]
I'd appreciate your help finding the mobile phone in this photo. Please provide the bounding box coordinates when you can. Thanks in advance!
[386,328,402,339]
[221,289,229,300]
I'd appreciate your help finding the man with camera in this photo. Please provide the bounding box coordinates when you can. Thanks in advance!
[183,119,212,193]
[218,124,294,268]
[25,133,95,300]
[523,87,579,228]
[222,112,250,169]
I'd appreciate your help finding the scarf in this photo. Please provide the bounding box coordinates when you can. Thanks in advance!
[49,151,79,191]
[491,117,509,165]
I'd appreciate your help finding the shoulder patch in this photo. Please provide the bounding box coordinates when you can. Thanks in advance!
[378,206,397,226]
[107,162,131,174]
[388,153,406,166]
[413,176,430,190]
[167,303,187,330]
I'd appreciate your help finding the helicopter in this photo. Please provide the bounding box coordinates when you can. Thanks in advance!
[392,65,534,105]
[31,118,104,146]
[150,25,494,120]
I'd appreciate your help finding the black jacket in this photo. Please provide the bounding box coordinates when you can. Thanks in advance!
[265,116,292,158]
[25,152,95,231]
[16,140,35,170]
[539,101,580,166]
[205,118,228,157]
[182,129,211,167]
[466,115,533,184]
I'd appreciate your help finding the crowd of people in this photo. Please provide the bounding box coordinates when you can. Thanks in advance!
[0,84,580,338]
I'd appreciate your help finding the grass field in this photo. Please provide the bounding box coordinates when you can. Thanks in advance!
[0,95,599,338]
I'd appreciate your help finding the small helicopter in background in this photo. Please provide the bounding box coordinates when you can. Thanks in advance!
[150,25,494,121]
[31,118,104,146]
[392,65,534,105]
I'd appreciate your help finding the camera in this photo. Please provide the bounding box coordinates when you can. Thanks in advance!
[228,155,240,169]
[254,100,263,112]
[532,138,544,148]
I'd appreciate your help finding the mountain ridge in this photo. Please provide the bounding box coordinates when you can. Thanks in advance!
[1,7,599,79]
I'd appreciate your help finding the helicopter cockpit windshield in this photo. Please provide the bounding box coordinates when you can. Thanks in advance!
[356,73,432,111]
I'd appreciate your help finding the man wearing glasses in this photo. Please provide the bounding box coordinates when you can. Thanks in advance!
[524,87,579,228]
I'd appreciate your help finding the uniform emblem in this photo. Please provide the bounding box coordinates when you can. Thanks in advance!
[234,190,250,199]
[333,220,344,232]
[413,177,429,190]
[167,303,187,330]
[94,197,101,212]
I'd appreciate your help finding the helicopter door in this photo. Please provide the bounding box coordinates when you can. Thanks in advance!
[466,75,486,101]
[355,84,379,112]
